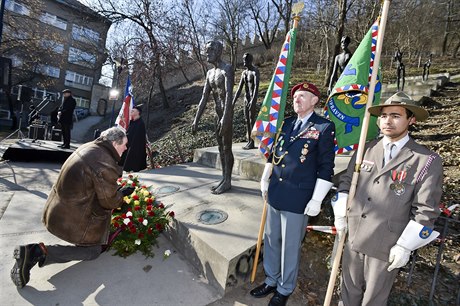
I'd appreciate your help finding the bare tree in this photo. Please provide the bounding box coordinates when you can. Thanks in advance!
[210,0,251,70]
[323,0,350,87]
[249,0,282,50]
[1,0,66,88]
[91,0,172,109]
[271,0,293,36]
[180,0,210,78]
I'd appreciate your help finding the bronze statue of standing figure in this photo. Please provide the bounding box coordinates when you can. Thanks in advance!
[192,41,235,194]
[328,36,352,95]
[423,53,432,81]
[233,53,259,150]
[394,48,405,91]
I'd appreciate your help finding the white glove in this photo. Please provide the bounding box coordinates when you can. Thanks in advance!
[387,220,440,271]
[387,244,411,272]
[331,192,348,233]
[260,163,273,201]
[304,179,333,216]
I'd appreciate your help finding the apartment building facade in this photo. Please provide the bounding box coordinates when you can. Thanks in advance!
[2,0,111,113]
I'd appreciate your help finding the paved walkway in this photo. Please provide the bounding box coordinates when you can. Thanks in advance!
[0,116,276,305]
[71,115,106,143]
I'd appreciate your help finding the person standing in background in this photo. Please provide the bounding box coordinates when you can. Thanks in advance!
[120,105,147,172]
[58,89,76,149]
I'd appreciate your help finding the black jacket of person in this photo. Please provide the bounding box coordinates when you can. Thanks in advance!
[120,118,147,172]
[59,96,76,125]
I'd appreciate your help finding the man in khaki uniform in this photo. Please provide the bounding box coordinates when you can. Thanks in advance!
[332,92,443,305]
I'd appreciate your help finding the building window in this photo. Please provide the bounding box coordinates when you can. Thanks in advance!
[72,25,100,43]
[5,0,30,16]
[42,40,64,54]
[65,70,93,91]
[75,96,90,108]
[39,12,67,30]
[37,64,60,78]
[68,47,96,68]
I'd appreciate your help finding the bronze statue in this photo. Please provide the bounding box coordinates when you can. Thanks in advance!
[394,48,405,91]
[192,41,235,194]
[422,53,432,81]
[328,36,352,95]
[233,53,259,150]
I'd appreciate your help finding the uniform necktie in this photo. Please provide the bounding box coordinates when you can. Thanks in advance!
[292,120,302,135]
[389,144,396,160]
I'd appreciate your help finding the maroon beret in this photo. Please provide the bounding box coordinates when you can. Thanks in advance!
[291,82,320,98]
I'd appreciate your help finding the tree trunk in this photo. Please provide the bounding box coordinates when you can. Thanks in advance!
[441,0,452,56]
[157,67,169,109]
[323,0,347,87]
[146,83,154,135]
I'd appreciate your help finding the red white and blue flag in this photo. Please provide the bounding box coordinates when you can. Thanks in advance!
[115,75,135,131]
[251,28,298,159]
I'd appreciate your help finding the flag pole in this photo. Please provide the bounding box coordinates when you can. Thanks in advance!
[323,1,391,305]
[250,6,303,283]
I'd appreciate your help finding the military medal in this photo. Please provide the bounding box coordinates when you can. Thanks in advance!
[279,138,285,151]
[390,170,407,196]
[299,144,308,163]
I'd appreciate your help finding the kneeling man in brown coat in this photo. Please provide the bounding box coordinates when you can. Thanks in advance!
[11,127,135,288]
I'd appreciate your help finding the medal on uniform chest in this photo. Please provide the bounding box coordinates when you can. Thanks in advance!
[390,170,407,196]
[300,144,309,163]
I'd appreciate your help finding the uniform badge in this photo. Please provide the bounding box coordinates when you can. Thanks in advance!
[390,170,407,196]
[419,226,433,239]
[360,160,374,172]
[331,192,338,202]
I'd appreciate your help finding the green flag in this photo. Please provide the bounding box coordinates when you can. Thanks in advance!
[326,19,382,154]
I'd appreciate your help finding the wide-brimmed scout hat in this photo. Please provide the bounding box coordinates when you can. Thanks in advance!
[368,92,429,121]
[291,82,320,98]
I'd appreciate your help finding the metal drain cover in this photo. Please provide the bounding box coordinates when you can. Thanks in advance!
[156,185,180,195]
[196,209,228,225]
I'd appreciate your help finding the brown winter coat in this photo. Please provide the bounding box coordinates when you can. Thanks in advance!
[42,139,124,246]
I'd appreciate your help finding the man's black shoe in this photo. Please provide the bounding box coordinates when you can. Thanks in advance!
[268,291,290,306]
[250,283,277,298]
[61,145,70,149]
[10,243,47,288]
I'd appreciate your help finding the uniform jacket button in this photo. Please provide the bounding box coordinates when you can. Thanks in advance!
[279,178,283,182]
[282,164,286,168]
[361,214,367,218]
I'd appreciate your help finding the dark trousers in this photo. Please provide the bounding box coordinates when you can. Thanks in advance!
[61,123,71,146]
[42,244,101,266]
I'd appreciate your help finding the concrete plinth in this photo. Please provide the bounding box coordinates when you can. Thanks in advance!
[138,143,352,295]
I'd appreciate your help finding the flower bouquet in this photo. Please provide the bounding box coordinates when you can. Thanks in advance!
[109,175,175,258]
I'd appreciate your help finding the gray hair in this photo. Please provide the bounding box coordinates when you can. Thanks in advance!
[100,127,126,144]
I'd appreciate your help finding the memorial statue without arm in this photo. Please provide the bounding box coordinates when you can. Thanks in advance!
[233,53,260,150]
[328,36,352,95]
[423,53,432,81]
[394,48,405,91]
[191,41,235,194]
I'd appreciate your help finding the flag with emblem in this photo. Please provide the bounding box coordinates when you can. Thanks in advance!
[251,28,297,159]
[325,19,382,154]
[115,75,135,131]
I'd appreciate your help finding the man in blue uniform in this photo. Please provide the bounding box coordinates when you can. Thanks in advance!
[250,82,335,306]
